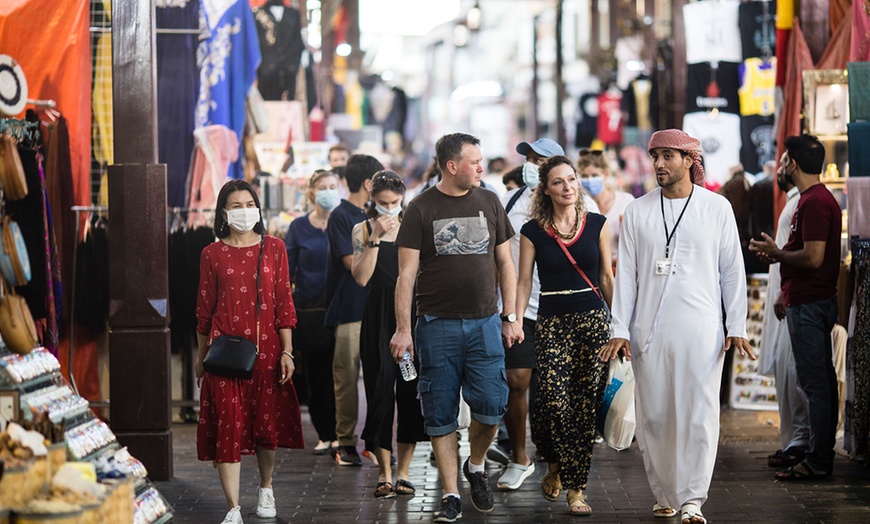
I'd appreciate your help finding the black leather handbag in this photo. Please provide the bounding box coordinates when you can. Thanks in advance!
[202,237,264,379]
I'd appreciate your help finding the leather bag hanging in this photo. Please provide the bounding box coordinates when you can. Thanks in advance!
[202,236,264,379]
[0,215,32,286]
[0,278,38,355]
[0,136,28,200]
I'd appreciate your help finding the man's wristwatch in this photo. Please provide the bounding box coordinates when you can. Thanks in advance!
[500,313,517,323]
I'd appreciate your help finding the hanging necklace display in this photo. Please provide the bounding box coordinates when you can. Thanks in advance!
[0,55,28,117]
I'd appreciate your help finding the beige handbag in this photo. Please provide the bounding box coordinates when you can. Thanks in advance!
[0,136,28,200]
[0,278,38,355]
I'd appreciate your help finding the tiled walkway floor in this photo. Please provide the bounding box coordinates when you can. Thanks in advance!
[155,406,870,523]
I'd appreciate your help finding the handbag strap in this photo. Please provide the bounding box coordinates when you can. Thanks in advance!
[254,235,264,353]
[545,218,602,300]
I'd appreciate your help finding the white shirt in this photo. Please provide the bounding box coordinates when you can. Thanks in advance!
[683,0,742,64]
[683,112,743,188]
[603,190,635,262]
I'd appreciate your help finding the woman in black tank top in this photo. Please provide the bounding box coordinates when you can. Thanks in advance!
[515,156,615,516]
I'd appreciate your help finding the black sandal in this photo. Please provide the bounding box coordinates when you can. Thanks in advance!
[394,479,416,495]
[774,460,828,481]
[374,481,396,498]
[767,447,805,468]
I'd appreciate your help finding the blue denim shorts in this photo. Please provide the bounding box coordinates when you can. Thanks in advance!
[414,314,508,436]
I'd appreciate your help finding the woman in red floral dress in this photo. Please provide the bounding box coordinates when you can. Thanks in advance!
[195,180,304,524]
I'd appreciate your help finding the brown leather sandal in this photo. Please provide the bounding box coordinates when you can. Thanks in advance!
[567,491,592,516]
[541,469,562,501]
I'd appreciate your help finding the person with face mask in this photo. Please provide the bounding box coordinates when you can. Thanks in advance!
[350,170,427,499]
[284,170,342,457]
[195,180,303,524]
[754,154,810,472]
[491,138,599,491]
[577,149,634,270]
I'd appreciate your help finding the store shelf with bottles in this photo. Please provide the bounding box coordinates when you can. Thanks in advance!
[730,274,778,411]
[0,344,172,523]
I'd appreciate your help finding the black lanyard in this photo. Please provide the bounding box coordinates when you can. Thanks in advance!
[660,185,694,258]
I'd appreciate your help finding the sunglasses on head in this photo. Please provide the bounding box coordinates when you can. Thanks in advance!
[579,149,604,157]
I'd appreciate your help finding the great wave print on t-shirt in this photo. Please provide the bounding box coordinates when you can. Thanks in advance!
[433,213,490,256]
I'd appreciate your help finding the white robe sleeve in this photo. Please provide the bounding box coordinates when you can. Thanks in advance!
[611,204,638,340]
[718,203,748,339]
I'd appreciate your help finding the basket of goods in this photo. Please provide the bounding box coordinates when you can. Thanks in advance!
[11,500,82,524]
[0,422,46,509]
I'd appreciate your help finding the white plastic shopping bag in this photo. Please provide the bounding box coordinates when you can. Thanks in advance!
[597,357,637,451]
[457,391,472,430]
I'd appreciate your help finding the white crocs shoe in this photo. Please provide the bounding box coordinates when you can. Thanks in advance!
[221,506,243,524]
[256,487,277,518]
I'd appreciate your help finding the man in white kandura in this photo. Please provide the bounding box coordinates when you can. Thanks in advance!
[598,129,755,524]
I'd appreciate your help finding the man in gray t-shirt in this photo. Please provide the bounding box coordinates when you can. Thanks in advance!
[391,133,522,521]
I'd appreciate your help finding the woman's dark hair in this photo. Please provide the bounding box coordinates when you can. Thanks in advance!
[529,155,586,229]
[213,179,266,239]
[366,170,406,219]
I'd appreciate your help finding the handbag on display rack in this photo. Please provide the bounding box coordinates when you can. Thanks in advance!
[0,215,32,286]
[0,136,28,200]
[202,236,264,379]
[0,278,38,355]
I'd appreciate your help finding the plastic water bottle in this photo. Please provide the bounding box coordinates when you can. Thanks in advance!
[399,351,417,381]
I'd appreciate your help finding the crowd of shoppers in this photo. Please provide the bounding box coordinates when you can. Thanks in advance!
[193,128,841,524]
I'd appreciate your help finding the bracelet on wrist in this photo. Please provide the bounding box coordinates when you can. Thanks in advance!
[281,351,294,360]
[366,240,380,248]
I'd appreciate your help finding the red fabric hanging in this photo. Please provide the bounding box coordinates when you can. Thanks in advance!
[0,0,91,207]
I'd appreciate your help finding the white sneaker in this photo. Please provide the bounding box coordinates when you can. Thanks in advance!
[256,487,277,518]
[221,506,243,524]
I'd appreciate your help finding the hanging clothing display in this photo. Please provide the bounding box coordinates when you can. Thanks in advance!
[686,62,741,115]
[682,112,743,189]
[186,125,238,222]
[852,0,870,61]
[73,215,109,335]
[195,0,261,180]
[253,2,305,101]
[597,90,624,146]
[157,0,199,208]
[845,239,870,458]
[739,0,777,60]
[42,114,75,327]
[740,114,775,176]
[575,92,600,149]
[739,58,776,116]
[683,0,743,64]
[91,0,113,166]
[365,82,408,147]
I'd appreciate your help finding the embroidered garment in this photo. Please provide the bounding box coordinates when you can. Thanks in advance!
[196,0,261,179]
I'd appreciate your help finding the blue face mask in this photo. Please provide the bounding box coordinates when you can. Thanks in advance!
[522,162,540,189]
[315,188,340,210]
[375,203,402,218]
[581,176,605,197]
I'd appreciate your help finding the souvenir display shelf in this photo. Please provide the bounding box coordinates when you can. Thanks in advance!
[729,274,778,411]
[0,345,173,523]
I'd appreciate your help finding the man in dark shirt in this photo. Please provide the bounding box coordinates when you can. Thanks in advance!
[750,134,842,480]
[391,133,522,521]
[325,153,384,466]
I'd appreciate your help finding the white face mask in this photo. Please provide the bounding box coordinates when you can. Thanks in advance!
[375,203,401,218]
[225,208,261,233]
[522,162,540,189]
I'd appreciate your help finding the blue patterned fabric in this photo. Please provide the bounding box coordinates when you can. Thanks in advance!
[195,0,261,179]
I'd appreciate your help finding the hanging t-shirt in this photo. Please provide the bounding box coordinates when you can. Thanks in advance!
[683,0,743,64]
[575,92,600,148]
[597,91,624,146]
[682,111,743,188]
[739,57,776,116]
[686,62,741,115]
[253,5,305,101]
[740,114,775,174]
[739,0,778,60]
